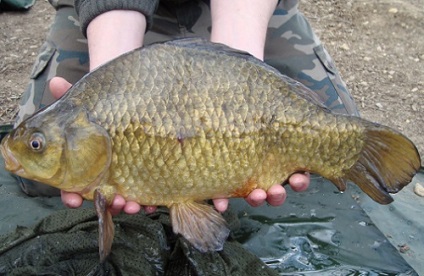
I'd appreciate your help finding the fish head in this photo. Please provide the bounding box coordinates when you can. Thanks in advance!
[1,104,112,194]
[1,113,67,186]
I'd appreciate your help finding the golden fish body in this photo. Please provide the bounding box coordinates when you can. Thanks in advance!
[1,38,420,259]
[48,40,363,204]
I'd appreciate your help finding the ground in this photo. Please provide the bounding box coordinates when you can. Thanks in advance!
[0,0,423,164]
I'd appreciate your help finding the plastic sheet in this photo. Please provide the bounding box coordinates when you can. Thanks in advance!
[0,0,35,10]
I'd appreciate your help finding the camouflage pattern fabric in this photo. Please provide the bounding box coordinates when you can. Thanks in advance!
[15,0,359,195]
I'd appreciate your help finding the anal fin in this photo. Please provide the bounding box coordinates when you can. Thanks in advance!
[169,201,230,252]
[330,177,348,191]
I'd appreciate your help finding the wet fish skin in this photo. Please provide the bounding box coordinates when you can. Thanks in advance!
[1,38,421,260]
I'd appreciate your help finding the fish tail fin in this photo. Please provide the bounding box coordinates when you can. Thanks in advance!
[337,121,421,204]
[169,201,230,252]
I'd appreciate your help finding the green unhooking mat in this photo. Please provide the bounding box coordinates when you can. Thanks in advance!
[0,208,277,276]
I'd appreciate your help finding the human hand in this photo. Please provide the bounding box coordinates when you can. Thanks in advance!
[51,76,309,214]
[212,173,310,212]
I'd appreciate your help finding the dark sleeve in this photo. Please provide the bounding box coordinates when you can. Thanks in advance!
[75,0,160,37]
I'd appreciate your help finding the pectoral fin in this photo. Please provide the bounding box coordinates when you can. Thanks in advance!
[169,202,230,252]
[94,189,115,262]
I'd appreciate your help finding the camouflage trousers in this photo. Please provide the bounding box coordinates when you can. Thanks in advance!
[15,0,359,196]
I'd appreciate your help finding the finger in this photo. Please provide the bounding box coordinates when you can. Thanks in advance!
[123,201,142,214]
[143,206,157,214]
[61,190,83,208]
[212,198,229,213]
[245,188,267,207]
[49,76,72,99]
[288,172,310,192]
[266,184,287,206]
[108,195,126,215]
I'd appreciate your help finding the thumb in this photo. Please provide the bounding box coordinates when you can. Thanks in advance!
[49,77,72,99]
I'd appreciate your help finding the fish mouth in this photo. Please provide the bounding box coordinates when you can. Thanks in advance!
[0,139,25,175]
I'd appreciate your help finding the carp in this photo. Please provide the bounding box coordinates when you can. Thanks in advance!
[1,38,420,261]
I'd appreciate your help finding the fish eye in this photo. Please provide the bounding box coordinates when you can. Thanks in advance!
[29,132,46,152]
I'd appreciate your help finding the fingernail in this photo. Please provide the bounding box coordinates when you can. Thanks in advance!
[251,200,265,207]
[271,194,284,201]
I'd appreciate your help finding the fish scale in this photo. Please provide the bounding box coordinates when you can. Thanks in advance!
[1,38,420,261]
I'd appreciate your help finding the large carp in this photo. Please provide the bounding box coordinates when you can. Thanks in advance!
[1,38,420,261]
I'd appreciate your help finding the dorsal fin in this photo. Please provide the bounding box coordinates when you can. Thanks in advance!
[163,37,253,57]
[163,38,330,110]
[280,76,331,110]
